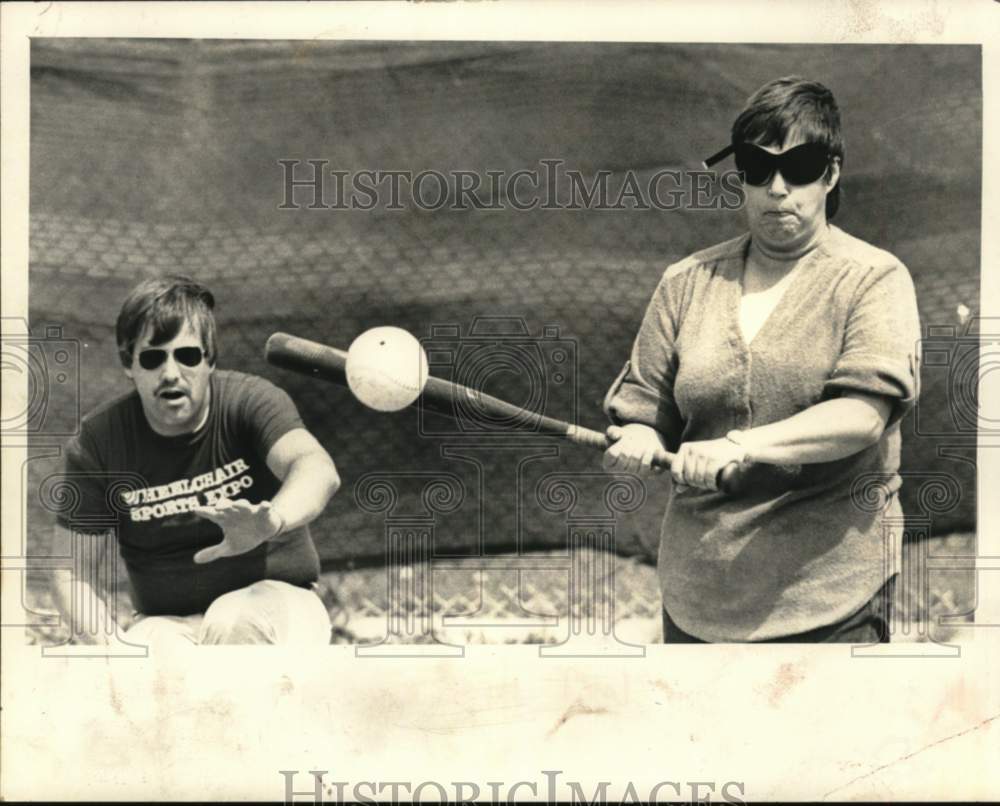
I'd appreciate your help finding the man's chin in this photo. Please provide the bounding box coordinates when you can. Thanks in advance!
[149,403,196,434]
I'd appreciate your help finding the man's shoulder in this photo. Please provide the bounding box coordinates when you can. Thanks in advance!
[212,368,298,419]
[80,388,139,435]
[72,389,141,468]
[212,368,279,399]
[213,369,304,452]
[663,232,749,281]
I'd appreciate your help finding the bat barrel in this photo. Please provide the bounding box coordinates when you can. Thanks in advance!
[265,332,349,386]
[265,331,744,496]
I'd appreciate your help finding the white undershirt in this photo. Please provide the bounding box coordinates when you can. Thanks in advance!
[739,242,813,346]
[740,266,799,345]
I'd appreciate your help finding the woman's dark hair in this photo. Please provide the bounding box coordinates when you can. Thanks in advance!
[731,76,844,218]
[116,275,217,368]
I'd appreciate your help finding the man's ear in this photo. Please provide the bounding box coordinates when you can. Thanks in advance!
[124,366,133,381]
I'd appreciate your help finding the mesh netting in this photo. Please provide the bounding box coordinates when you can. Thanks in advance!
[22,41,981,635]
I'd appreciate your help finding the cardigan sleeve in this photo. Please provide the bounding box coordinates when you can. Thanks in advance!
[823,260,921,426]
[603,260,689,450]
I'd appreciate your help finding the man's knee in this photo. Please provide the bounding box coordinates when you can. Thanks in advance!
[124,614,200,648]
[199,580,330,645]
[199,584,278,644]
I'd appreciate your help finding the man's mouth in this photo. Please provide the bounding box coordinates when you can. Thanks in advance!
[158,389,187,401]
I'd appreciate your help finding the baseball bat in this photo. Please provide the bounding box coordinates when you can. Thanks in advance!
[264,332,742,494]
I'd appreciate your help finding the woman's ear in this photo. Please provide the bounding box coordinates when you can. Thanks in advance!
[826,157,842,193]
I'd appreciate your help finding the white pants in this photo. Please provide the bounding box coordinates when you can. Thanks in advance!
[124,579,331,647]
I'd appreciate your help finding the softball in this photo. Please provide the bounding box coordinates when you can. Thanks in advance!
[345,326,429,412]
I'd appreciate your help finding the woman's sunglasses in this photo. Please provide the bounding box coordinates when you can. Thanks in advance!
[137,346,205,370]
[703,142,831,186]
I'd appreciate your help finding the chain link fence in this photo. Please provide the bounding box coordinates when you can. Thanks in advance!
[21,40,981,637]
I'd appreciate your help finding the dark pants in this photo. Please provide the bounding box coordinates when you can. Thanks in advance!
[662,576,897,644]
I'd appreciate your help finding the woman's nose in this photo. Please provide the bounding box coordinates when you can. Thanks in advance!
[767,169,789,196]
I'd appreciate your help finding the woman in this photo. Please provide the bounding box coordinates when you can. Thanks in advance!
[603,76,921,643]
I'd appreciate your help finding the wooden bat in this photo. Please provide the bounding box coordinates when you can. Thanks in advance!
[264,331,742,494]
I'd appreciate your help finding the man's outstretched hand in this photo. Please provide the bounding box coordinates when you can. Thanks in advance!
[191,498,284,564]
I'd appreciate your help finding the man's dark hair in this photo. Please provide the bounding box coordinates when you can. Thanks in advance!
[731,76,844,218]
[116,275,218,368]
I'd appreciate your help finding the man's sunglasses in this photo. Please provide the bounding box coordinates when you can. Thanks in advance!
[703,142,831,186]
[137,346,205,370]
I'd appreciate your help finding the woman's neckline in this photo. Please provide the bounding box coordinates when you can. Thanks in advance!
[748,224,832,266]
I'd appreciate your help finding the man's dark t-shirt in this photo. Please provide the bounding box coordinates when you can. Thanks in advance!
[58,370,322,615]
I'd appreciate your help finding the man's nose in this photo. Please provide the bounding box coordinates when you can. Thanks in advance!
[160,353,181,381]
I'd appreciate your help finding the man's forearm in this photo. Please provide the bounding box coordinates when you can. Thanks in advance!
[270,454,340,533]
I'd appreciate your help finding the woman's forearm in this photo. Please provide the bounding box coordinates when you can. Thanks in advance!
[736,393,892,465]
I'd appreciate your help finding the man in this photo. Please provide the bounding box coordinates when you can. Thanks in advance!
[604,77,921,642]
[51,275,340,646]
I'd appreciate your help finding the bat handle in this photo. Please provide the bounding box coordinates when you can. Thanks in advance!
[598,426,743,495]
[650,449,741,495]
[567,424,617,451]
[715,462,743,496]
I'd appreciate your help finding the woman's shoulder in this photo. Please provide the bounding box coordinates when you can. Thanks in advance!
[662,232,749,281]
[820,226,917,309]
[824,225,908,274]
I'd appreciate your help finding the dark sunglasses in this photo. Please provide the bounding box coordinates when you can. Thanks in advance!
[703,142,831,186]
[137,346,205,371]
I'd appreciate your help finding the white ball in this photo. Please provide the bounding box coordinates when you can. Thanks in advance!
[345,327,429,412]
